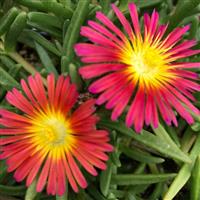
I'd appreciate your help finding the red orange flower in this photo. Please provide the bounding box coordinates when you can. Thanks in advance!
[75,3,200,132]
[0,73,113,196]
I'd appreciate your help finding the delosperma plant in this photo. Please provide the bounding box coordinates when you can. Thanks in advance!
[0,1,200,200]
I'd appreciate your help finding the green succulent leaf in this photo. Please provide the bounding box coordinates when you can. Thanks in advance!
[111,173,176,185]
[4,12,27,52]
[0,7,18,36]
[0,66,20,90]
[190,155,200,200]
[63,0,90,66]
[163,135,200,200]
[35,42,58,77]
[100,120,191,163]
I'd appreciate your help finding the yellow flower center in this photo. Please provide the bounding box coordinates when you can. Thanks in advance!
[131,43,166,76]
[43,117,68,145]
[121,39,174,88]
[29,110,75,159]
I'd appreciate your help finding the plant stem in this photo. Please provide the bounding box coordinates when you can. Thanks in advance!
[8,52,36,75]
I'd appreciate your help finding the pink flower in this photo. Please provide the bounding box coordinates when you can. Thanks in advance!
[0,73,113,196]
[75,3,200,132]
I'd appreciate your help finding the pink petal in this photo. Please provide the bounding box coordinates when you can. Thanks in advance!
[0,135,26,145]
[47,73,55,105]
[28,76,46,110]
[54,75,64,109]
[36,157,51,192]
[155,92,171,125]
[133,90,145,133]
[148,10,159,42]
[59,76,70,110]
[76,145,107,169]
[112,4,134,39]
[72,149,98,176]
[26,155,44,187]
[81,55,118,63]
[6,147,33,172]
[79,63,125,79]
[145,92,153,126]
[174,69,199,80]
[81,26,119,48]
[126,88,145,131]
[62,154,78,192]
[47,159,56,195]
[75,43,117,57]
[70,99,95,123]
[14,153,41,182]
[35,73,48,107]
[0,109,29,123]
[6,91,33,115]
[166,83,199,114]
[89,72,127,94]
[67,153,87,189]
[111,84,134,121]
[151,95,159,128]
[96,11,129,43]
[21,79,39,109]
[0,128,28,135]
[168,40,196,55]
[154,24,168,43]
[144,13,151,39]
[56,160,66,196]
[129,3,140,37]
[62,84,78,113]
[161,88,194,124]
[106,82,134,110]
[162,25,190,48]
[173,62,200,68]
[88,20,124,46]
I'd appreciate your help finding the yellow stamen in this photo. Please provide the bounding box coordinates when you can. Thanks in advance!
[131,45,165,76]
[120,39,175,87]
[29,111,75,159]
[43,117,68,144]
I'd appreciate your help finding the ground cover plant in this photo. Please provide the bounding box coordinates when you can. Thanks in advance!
[0,0,200,200]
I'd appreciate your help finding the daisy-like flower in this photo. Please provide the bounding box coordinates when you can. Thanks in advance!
[75,3,200,132]
[0,73,113,196]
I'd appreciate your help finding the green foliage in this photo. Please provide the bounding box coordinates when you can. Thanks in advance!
[62,0,90,71]
[25,180,38,200]
[111,173,176,185]
[0,0,199,200]
[35,42,58,77]
[190,155,200,200]
[0,7,18,36]
[4,11,27,52]
[0,66,20,90]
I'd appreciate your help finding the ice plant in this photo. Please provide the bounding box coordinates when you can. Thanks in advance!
[0,73,113,196]
[75,3,200,132]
